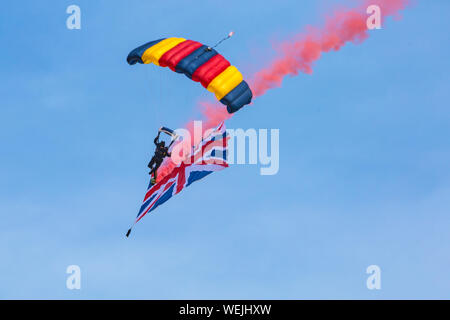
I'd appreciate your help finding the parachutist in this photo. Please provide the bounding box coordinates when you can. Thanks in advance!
[148,131,171,185]
[132,123,228,230]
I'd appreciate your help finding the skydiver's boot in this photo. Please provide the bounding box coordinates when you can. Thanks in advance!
[151,167,159,185]
[149,167,156,185]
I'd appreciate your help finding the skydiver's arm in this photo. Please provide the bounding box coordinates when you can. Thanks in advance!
[154,134,160,145]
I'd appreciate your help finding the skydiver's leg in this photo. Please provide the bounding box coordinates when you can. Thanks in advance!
[153,159,163,181]
[148,157,156,169]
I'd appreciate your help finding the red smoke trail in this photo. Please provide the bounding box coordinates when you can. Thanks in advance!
[156,0,409,182]
[251,0,410,96]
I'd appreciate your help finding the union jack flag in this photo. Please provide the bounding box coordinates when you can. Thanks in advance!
[128,122,228,235]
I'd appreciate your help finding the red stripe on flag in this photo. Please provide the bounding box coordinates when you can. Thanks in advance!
[186,136,227,165]
[138,180,176,222]
[175,163,186,194]
[144,166,180,202]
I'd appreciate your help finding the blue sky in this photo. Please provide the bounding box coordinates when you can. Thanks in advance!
[1,0,449,299]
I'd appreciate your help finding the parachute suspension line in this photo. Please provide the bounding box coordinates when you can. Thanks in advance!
[197,31,235,59]
[211,31,235,50]
[157,69,162,126]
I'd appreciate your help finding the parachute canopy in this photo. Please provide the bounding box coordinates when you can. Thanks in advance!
[127,37,253,113]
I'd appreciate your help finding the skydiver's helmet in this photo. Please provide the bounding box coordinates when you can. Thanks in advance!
[160,141,165,147]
